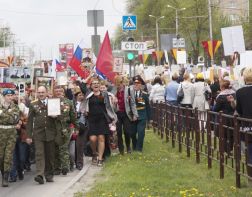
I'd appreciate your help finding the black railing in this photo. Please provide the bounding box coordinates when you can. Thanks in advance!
[151,102,252,188]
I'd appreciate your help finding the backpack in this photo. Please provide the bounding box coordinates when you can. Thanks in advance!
[177,84,184,103]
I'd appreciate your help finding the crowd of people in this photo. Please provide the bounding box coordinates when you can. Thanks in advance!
[1,64,252,187]
[0,71,152,187]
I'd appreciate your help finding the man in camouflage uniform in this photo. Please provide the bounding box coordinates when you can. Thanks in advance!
[0,89,20,187]
[54,86,78,175]
[26,86,57,184]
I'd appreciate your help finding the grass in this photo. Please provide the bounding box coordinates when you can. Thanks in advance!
[81,129,252,197]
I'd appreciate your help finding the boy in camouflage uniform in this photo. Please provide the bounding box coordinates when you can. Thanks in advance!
[0,89,20,187]
[54,86,79,175]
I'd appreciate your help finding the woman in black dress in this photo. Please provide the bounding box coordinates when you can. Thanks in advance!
[84,78,117,166]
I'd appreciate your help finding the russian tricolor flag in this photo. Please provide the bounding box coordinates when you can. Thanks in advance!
[69,40,88,79]
[55,59,65,72]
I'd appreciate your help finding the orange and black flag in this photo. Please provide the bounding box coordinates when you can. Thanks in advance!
[201,40,222,60]
[0,60,9,67]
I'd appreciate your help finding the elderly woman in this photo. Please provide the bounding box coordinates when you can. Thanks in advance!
[236,67,252,185]
[83,78,117,166]
[192,73,211,130]
[114,75,138,154]
[149,76,165,103]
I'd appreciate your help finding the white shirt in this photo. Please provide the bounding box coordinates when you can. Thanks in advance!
[76,101,81,112]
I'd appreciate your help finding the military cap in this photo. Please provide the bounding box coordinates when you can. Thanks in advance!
[3,89,15,96]
[133,75,145,85]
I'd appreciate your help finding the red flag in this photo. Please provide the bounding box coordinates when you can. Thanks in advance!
[96,31,116,83]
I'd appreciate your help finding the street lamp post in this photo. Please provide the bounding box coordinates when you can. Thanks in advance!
[148,15,165,52]
[167,5,186,36]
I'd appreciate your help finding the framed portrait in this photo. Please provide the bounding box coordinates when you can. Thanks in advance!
[113,57,124,73]
[33,67,44,85]
[3,68,10,83]
[56,71,68,86]
[10,67,22,79]
[0,68,3,83]
[36,76,54,95]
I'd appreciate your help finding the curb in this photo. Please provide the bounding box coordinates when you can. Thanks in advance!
[58,158,92,196]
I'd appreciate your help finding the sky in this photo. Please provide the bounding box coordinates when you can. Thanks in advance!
[0,0,127,60]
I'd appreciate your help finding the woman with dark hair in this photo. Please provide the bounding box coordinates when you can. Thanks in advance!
[214,80,236,155]
[149,76,165,103]
[82,78,117,166]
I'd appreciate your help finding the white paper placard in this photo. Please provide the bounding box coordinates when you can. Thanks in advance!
[221,26,245,56]
[56,71,68,86]
[240,51,252,67]
[144,66,155,81]
[177,51,187,64]
[47,98,61,116]
[170,64,180,74]
[113,57,124,73]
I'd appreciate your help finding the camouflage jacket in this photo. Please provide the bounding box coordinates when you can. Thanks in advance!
[27,99,57,141]
[57,97,79,129]
[0,103,20,125]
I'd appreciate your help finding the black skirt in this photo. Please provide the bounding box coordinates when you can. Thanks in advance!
[88,94,109,136]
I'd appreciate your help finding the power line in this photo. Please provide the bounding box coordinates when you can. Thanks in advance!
[0,8,121,17]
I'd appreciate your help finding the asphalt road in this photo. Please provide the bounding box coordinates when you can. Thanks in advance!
[0,158,91,197]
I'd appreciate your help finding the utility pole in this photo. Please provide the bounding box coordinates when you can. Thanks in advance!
[208,0,214,66]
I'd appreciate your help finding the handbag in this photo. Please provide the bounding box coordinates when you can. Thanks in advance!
[177,84,184,103]
[78,113,88,135]
[204,83,211,100]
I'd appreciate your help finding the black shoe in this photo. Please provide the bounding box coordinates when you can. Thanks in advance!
[54,170,61,175]
[92,156,98,165]
[62,168,68,175]
[18,170,24,180]
[34,175,44,184]
[76,165,83,171]
[25,166,31,172]
[2,172,9,187]
[9,176,17,183]
[70,165,74,172]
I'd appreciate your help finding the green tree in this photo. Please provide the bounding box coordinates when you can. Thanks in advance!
[243,0,252,50]
[0,26,12,48]
[114,0,231,64]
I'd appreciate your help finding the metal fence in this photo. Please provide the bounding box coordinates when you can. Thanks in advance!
[151,102,252,188]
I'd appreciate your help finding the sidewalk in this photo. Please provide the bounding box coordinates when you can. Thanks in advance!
[0,157,92,197]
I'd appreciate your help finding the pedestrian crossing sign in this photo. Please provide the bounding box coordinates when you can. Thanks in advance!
[122,15,137,30]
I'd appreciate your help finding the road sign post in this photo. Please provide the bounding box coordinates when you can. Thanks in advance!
[172,38,185,48]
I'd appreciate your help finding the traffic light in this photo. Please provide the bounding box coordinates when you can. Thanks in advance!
[127,37,134,42]
[127,52,135,60]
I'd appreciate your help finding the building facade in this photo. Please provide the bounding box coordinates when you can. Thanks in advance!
[214,0,249,23]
